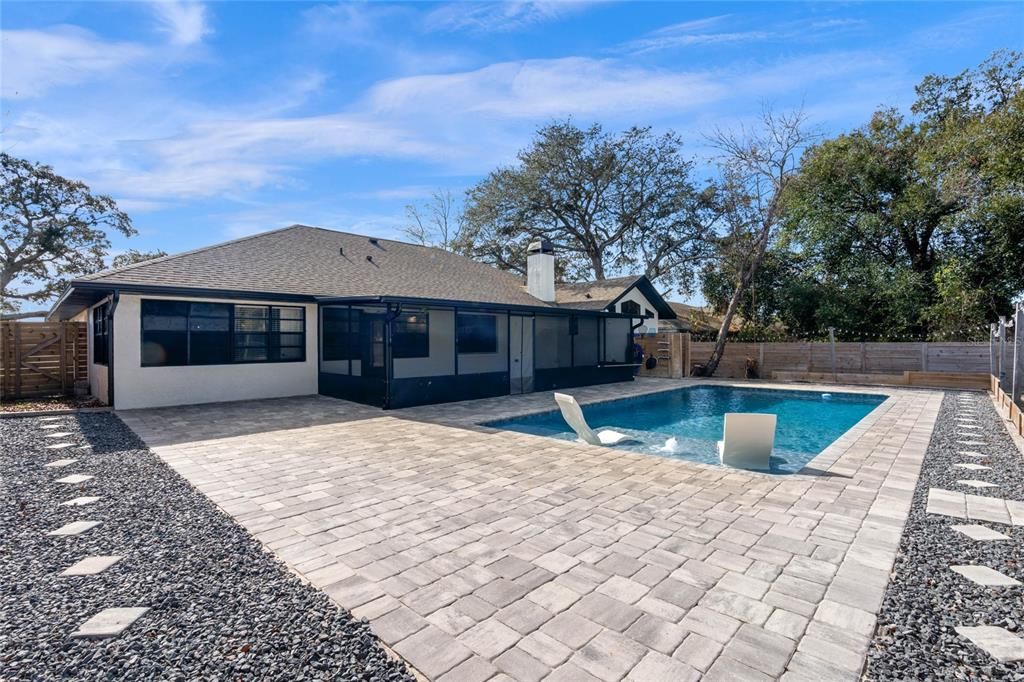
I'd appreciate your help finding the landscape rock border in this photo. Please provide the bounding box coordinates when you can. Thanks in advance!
[0,412,415,681]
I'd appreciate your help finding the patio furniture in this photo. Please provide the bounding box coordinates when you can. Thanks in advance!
[553,393,631,446]
[717,413,776,471]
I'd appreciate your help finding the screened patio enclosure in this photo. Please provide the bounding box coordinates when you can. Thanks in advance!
[317,299,637,409]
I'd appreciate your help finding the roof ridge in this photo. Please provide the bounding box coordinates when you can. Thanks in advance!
[81,224,308,281]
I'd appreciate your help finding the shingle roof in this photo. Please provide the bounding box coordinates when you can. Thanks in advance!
[77,225,548,307]
[553,276,642,310]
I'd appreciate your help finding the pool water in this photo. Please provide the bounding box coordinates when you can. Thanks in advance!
[486,386,886,474]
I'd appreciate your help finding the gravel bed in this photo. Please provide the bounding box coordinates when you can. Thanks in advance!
[865,392,1024,681]
[0,413,414,681]
[1,396,104,413]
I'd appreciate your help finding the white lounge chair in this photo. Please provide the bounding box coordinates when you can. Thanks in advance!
[717,413,777,471]
[553,393,631,446]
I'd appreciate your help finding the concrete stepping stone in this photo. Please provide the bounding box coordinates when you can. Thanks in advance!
[927,488,967,518]
[55,474,93,484]
[967,495,1012,525]
[40,424,62,430]
[956,626,1024,662]
[952,525,1011,541]
[958,440,987,446]
[958,425,981,431]
[60,496,101,506]
[951,565,1021,586]
[958,480,998,489]
[960,451,986,458]
[954,463,991,471]
[70,607,149,639]
[45,443,76,450]
[47,521,101,536]
[39,416,63,421]
[44,432,74,438]
[1006,500,1024,526]
[61,556,122,576]
[44,458,78,468]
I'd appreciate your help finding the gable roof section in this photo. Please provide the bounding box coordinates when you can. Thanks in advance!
[554,275,676,319]
[74,225,547,308]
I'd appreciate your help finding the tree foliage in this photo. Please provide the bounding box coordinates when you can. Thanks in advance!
[457,121,715,294]
[770,49,1023,340]
[111,249,167,269]
[1,153,135,312]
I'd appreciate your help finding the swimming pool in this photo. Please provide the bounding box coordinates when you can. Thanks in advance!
[485,385,887,474]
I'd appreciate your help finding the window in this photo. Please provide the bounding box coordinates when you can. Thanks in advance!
[322,307,359,361]
[392,312,429,359]
[620,300,641,316]
[457,314,497,354]
[141,299,305,366]
[92,302,110,365]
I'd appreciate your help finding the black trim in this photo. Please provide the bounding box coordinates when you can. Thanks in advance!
[315,295,636,318]
[107,291,119,407]
[318,372,387,407]
[389,372,509,409]
[605,275,677,319]
[534,365,635,392]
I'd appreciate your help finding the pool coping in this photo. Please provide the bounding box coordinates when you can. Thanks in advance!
[463,378,902,482]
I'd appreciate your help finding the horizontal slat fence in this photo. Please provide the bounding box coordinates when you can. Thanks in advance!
[688,340,990,378]
[1,321,88,400]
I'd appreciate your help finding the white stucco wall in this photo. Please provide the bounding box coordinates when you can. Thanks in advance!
[614,288,660,334]
[112,294,318,410]
[87,301,109,404]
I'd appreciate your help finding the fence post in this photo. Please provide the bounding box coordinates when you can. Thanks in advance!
[1013,303,1022,409]
[921,342,929,372]
[682,333,691,378]
[991,323,999,380]
[828,328,837,383]
[758,343,765,379]
[999,316,1009,391]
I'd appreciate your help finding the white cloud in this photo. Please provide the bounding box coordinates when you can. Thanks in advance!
[0,26,146,99]
[150,0,211,46]
[366,57,726,120]
[425,1,592,33]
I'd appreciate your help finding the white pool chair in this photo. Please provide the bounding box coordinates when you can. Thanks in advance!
[553,393,631,446]
[717,413,776,471]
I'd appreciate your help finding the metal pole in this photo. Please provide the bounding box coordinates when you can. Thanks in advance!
[999,316,1008,391]
[828,327,837,383]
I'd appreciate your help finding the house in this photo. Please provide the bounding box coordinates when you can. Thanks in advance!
[48,226,641,410]
[553,275,676,335]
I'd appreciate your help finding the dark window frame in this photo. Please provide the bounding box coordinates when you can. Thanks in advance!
[392,311,429,359]
[140,299,306,367]
[620,300,642,316]
[92,302,110,366]
[457,313,498,354]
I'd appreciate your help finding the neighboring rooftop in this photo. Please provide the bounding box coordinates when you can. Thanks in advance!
[554,275,676,318]
[75,225,548,308]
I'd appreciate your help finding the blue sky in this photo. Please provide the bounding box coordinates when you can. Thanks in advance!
[2,1,1022,278]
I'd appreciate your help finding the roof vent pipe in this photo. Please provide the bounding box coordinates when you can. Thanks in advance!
[526,238,556,303]
[368,237,379,246]
[339,247,344,256]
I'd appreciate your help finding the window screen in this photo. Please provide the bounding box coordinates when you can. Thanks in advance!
[457,314,498,354]
[92,302,110,366]
[392,312,429,359]
[322,307,359,361]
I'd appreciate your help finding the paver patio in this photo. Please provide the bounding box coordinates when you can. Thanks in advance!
[119,378,943,681]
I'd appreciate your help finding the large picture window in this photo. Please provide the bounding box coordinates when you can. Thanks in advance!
[392,312,429,359]
[620,300,641,316]
[92,302,110,365]
[141,300,305,367]
[457,314,497,354]
[322,307,359,361]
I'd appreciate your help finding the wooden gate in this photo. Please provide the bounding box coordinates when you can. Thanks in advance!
[1,321,88,400]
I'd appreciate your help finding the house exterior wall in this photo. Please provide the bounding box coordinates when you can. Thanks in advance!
[112,293,318,410]
[87,301,109,404]
[393,308,455,379]
[614,288,659,334]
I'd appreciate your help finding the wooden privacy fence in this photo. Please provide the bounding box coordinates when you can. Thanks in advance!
[1,321,88,400]
[638,333,990,389]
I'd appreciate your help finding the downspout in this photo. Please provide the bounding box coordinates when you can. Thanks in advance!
[107,290,120,408]
[383,303,402,409]
[631,317,644,368]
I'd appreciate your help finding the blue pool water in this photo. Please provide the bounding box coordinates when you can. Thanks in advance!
[486,386,886,474]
